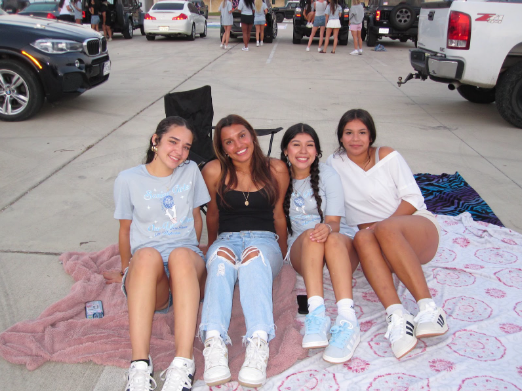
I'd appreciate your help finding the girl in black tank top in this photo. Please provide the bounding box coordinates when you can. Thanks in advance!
[199,115,289,388]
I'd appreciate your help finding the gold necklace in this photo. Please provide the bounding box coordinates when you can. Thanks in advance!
[242,191,250,206]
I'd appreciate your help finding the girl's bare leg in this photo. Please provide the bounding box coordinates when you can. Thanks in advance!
[290,229,326,298]
[307,26,318,48]
[324,233,359,300]
[332,28,339,52]
[323,28,332,51]
[318,26,326,50]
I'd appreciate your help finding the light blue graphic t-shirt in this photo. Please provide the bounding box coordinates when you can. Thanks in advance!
[114,161,210,259]
[287,163,355,248]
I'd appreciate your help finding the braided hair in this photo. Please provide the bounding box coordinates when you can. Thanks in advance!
[280,123,323,236]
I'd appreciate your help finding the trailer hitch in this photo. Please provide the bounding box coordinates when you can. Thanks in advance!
[397,72,424,87]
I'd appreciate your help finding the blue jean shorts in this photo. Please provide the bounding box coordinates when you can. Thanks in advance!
[313,15,326,27]
[91,15,100,25]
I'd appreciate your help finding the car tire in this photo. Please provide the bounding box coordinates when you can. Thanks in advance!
[390,4,416,31]
[115,0,124,26]
[200,21,207,37]
[367,30,377,47]
[122,18,133,39]
[457,85,496,104]
[399,36,408,43]
[264,35,273,43]
[220,26,224,41]
[292,30,302,44]
[0,60,44,122]
[276,13,284,23]
[496,62,522,128]
[188,24,196,40]
[146,34,155,41]
[140,24,145,35]
[339,31,348,45]
[361,26,367,41]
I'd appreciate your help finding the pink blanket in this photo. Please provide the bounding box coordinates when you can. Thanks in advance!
[0,244,307,380]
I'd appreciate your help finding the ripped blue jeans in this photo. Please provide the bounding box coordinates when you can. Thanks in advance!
[199,231,283,344]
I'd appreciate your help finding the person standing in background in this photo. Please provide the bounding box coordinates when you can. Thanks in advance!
[71,0,83,24]
[100,0,113,41]
[89,0,100,32]
[349,0,364,55]
[58,0,75,22]
[219,0,233,49]
[237,0,255,51]
[305,0,327,52]
[253,0,267,47]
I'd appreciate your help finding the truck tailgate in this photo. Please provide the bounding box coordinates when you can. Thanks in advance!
[417,1,452,53]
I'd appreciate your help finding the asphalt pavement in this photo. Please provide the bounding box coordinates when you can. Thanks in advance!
[1,17,522,390]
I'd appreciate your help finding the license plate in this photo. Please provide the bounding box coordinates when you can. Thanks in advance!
[379,28,389,34]
[159,26,169,31]
[103,61,111,76]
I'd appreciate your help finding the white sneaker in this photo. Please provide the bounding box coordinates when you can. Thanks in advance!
[358,49,363,55]
[160,358,194,391]
[238,337,269,388]
[224,45,228,49]
[317,47,322,52]
[108,38,112,42]
[306,22,313,28]
[350,50,360,55]
[203,336,231,386]
[306,46,310,52]
[414,302,449,338]
[125,357,156,391]
[220,43,223,48]
[256,41,260,47]
[384,310,417,359]
[242,47,249,51]
[323,315,360,364]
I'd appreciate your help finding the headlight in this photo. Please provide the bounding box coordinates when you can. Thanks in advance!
[31,39,83,54]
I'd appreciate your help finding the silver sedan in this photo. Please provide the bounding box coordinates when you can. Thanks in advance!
[144,1,207,41]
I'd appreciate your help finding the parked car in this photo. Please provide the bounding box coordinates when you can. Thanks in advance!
[221,0,277,43]
[144,0,207,41]
[189,0,208,19]
[273,0,298,23]
[292,0,349,45]
[1,0,29,13]
[83,0,144,39]
[362,0,420,47]
[0,11,110,121]
[18,2,60,19]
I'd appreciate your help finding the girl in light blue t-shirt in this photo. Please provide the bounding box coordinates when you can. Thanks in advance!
[219,0,233,48]
[321,0,343,53]
[280,123,360,364]
[105,116,210,391]
[254,0,268,46]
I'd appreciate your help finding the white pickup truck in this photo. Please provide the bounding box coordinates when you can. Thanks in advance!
[398,0,522,128]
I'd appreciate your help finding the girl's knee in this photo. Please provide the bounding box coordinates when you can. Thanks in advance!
[353,229,375,249]
[241,246,260,264]
[131,248,163,270]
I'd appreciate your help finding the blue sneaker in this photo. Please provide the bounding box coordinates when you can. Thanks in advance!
[302,305,331,349]
[322,315,361,363]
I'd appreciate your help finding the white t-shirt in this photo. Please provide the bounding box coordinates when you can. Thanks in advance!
[287,163,355,248]
[114,162,210,259]
[326,150,426,226]
[60,0,74,15]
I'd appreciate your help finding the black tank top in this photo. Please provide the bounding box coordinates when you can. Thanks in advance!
[217,189,275,234]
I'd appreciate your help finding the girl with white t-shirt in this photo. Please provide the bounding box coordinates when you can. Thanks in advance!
[103,116,210,391]
[280,124,360,364]
[327,109,448,360]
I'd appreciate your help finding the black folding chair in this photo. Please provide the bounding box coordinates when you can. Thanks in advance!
[164,85,282,169]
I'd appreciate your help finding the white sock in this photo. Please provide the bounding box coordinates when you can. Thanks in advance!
[386,303,410,317]
[173,356,194,367]
[205,330,221,341]
[307,296,325,314]
[417,298,436,311]
[337,298,357,322]
[252,330,268,342]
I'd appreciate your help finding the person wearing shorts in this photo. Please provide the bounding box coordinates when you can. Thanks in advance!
[88,0,100,32]
[280,124,361,364]
[327,108,449,361]
[321,0,342,53]
[306,0,327,52]
[349,0,364,55]
[253,0,267,47]
[71,0,82,24]
[237,0,255,51]
[58,0,75,22]
[219,0,233,48]
[103,116,210,391]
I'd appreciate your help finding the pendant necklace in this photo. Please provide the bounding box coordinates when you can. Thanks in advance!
[243,191,250,206]
[293,177,309,213]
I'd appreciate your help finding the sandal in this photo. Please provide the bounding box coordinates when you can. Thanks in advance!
[331,51,335,54]
[319,49,326,53]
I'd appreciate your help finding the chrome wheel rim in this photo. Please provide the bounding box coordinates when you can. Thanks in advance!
[0,70,30,116]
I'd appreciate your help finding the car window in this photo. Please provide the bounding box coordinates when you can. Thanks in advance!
[151,2,184,10]
[188,3,197,13]
[21,3,57,11]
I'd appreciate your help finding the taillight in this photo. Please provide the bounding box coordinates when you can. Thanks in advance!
[145,13,156,20]
[82,11,85,18]
[376,10,380,21]
[47,12,56,19]
[343,8,349,19]
[173,13,188,20]
[447,11,471,50]
[295,7,301,18]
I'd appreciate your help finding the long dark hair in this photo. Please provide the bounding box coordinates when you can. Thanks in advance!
[213,114,278,206]
[329,0,339,14]
[244,0,254,9]
[144,116,196,164]
[335,109,377,165]
[280,123,323,236]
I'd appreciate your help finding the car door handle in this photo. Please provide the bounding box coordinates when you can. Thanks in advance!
[428,11,435,21]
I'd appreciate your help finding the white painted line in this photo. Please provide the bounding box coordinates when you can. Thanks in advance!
[277,24,287,29]
[266,43,278,64]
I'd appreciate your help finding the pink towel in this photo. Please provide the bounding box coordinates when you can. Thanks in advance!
[0,244,307,380]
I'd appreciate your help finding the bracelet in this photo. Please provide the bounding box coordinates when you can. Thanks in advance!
[120,271,125,277]
[325,223,333,234]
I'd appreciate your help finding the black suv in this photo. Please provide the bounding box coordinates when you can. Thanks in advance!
[221,0,277,43]
[362,0,420,47]
[273,0,298,23]
[84,0,145,39]
[292,0,349,45]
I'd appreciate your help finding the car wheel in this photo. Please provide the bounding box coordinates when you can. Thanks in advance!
[122,18,133,39]
[146,34,155,41]
[367,30,377,47]
[457,85,496,104]
[115,0,125,26]
[390,4,416,31]
[496,62,522,128]
[0,60,44,122]
[292,30,302,44]
[339,31,348,46]
[361,26,367,41]
[399,36,408,43]
[220,26,224,41]
[140,24,145,35]
[276,13,284,23]
[200,21,207,37]
[188,24,196,41]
